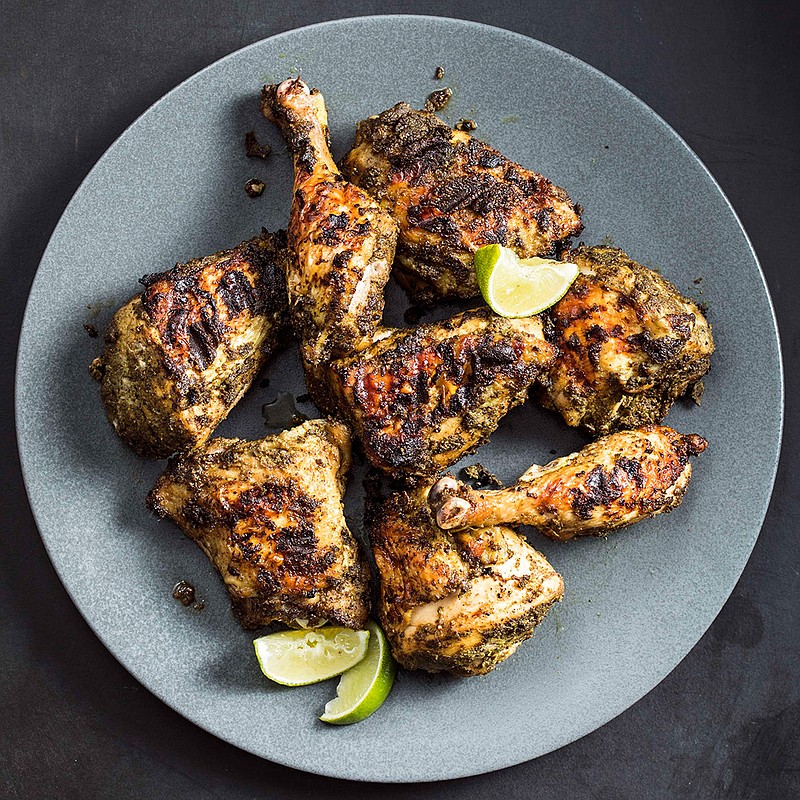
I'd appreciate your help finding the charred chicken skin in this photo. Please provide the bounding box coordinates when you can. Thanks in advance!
[537,246,714,435]
[261,78,397,363]
[341,102,583,302]
[90,230,289,459]
[371,485,564,676]
[314,307,557,479]
[148,419,370,630]
[429,425,707,540]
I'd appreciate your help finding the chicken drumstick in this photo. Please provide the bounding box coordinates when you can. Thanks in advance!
[261,78,397,363]
[429,425,707,539]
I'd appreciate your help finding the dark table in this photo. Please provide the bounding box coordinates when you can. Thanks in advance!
[2,1,798,797]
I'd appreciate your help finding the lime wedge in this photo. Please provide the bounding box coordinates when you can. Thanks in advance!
[254,627,369,687]
[320,620,396,725]
[474,243,579,317]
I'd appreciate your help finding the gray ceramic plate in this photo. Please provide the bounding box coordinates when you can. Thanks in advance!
[16,15,783,783]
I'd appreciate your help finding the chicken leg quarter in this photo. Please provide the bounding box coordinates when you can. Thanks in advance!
[429,425,707,539]
[261,78,398,363]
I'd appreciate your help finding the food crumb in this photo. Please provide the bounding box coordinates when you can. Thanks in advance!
[434,65,445,80]
[459,463,503,489]
[172,580,196,607]
[693,277,703,285]
[245,179,266,198]
[690,381,705,406]
[549,449,557,455]
[424,87,453,113]
[455,118,477,132]
[88,357,104,381]
[245,131,271,159]
[83,323,98,338]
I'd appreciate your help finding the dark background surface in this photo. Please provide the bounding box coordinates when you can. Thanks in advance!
[2,1,798,797]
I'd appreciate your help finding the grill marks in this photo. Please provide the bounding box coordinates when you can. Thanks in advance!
[351,103,570,226]
[342,102,582,300]
[397,134,564,250]
[349,332,525,428]
[226,480,336,590]
[218,269,261,316]
[140,240,286,372]
[147,421,370,629]
[318,210,351,246]
[565,432,705,523]
[537,246,714,434]
[569,464,624,520]
[626,330,687,364]
[327,309,556,476]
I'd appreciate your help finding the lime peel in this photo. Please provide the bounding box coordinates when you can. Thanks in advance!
[320,620,396,725]
[474,243,579,317]
[254,627,369,687]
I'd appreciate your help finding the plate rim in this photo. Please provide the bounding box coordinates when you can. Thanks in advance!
[15,14,785,782]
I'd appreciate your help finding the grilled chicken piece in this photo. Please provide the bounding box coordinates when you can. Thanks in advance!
[261,78,397,363]
[341,102,583,302]
[313,307,557,479]
[429,425,707,540]
[371,485,563,676]
[148,419,370,630]
[90,231,289,459]
[536,246,714,435]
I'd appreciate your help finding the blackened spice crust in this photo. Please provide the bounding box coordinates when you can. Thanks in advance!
[245,130,271,159]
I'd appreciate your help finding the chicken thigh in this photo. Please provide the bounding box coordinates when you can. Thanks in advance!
[429,425,707,539]
[314,308,557,479]
[342,102,583,302]
[148,419,370,630]
[371,485,563,676]
[90,230,289,459]
[536,246,714,434]
[261,78,397,363]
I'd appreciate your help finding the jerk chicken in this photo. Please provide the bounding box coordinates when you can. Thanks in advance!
[148,419,370,630]
[429,425,707,540]
[537,246,714,435]
[371,485,564,676]
[342,102,583,302]
[314,307,557,479]
[261,78,397,363]
[90,230,289,459]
